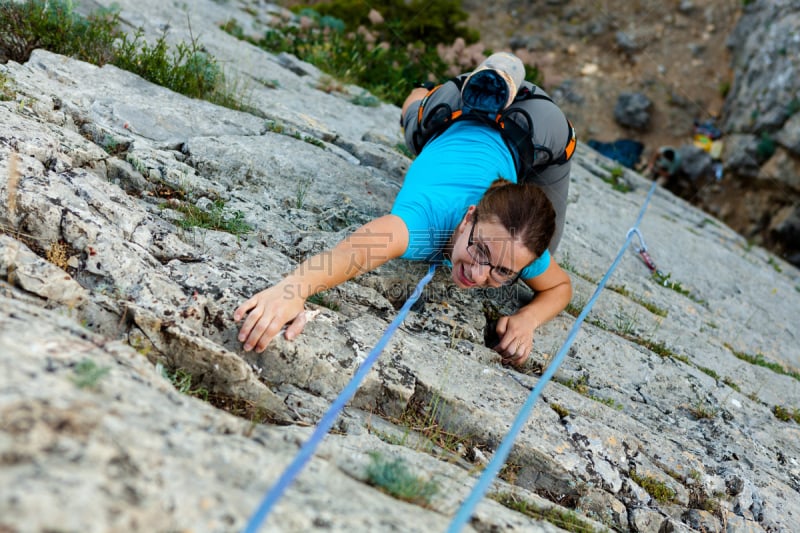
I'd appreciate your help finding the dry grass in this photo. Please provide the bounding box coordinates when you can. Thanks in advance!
[45,240,70,269]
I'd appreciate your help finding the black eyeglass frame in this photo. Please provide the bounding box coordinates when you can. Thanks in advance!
[466,218,523,286]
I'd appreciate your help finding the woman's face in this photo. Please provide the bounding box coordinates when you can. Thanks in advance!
[447,207,535,289]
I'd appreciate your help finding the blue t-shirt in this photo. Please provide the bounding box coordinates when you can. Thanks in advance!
[391,120,551,279]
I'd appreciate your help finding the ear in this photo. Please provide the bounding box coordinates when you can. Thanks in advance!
[459,205,477,229]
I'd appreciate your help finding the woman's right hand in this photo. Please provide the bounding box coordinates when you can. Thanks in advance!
[234,283,307,353]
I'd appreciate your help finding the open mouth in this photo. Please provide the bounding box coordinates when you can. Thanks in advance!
[455,263,475,288]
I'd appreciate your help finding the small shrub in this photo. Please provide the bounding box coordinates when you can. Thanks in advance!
[0,1,242,109]
[365,452,438,506]
[113,29,221,101]
[223,1,494,106]
[0,0,120,65]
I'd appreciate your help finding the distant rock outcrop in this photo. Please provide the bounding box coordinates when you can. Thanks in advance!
[714,0,800,265]
[1,1,799,532]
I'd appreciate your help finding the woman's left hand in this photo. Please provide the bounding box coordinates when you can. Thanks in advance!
[493,314,535,367]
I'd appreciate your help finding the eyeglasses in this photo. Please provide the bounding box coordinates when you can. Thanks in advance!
[466,220,521,286]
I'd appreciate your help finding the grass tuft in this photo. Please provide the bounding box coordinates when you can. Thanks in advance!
[493,492,600,532]
[365,452,438,506]
[725,343,800,383]
[630,467,677,504]
[163,198,252,236]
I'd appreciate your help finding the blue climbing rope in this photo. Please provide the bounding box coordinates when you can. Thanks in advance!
[243,263,437,533]
[447,181,658,533]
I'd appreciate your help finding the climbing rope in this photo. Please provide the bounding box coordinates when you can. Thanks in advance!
[243,263,437,533]
[447,181,658,533]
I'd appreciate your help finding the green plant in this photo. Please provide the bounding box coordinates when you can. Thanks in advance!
[767,257,782,273]
[71,358,110,389]
[365,452,438,506]
[307,290,340,311]
[492,493,599,533]
[351,90,380,107]
[294,176,313,208]
[599,163,632,192]
[608,285,668,317]
[613,307,638,336]
[718,80,731,98]
[651,270,705,304]
[697,366,719,380]
[630,467,677,504]
[157,364,209,400]
[0,1,244,110]
[773,405,791,422]
[0,0,120,65]
[591,395,623,410]
[722,377,741,392]
[688,401,718,420]
[265,120,285,134]
[550,403,569,418]
[222,1,500,107]
[113,28,221,101]
[564,294,586,318]
[165,198,252,235]
[395,142,413,159]
[297,132,324,148]
[788,98,800,117]
[755,132,776,161]
[0,71,14,100]
[725,343,800,383]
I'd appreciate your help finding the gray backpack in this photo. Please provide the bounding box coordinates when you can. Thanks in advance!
[403,75,577,184]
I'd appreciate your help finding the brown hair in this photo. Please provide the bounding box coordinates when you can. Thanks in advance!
[474,178,555,258]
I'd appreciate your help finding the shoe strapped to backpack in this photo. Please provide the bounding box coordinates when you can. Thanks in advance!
[461,52,525,114]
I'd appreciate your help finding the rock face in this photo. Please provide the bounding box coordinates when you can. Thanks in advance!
[709,0,800,265]
[1,1,800,532]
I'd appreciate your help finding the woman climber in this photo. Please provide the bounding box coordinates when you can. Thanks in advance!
[235,53,575,367]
